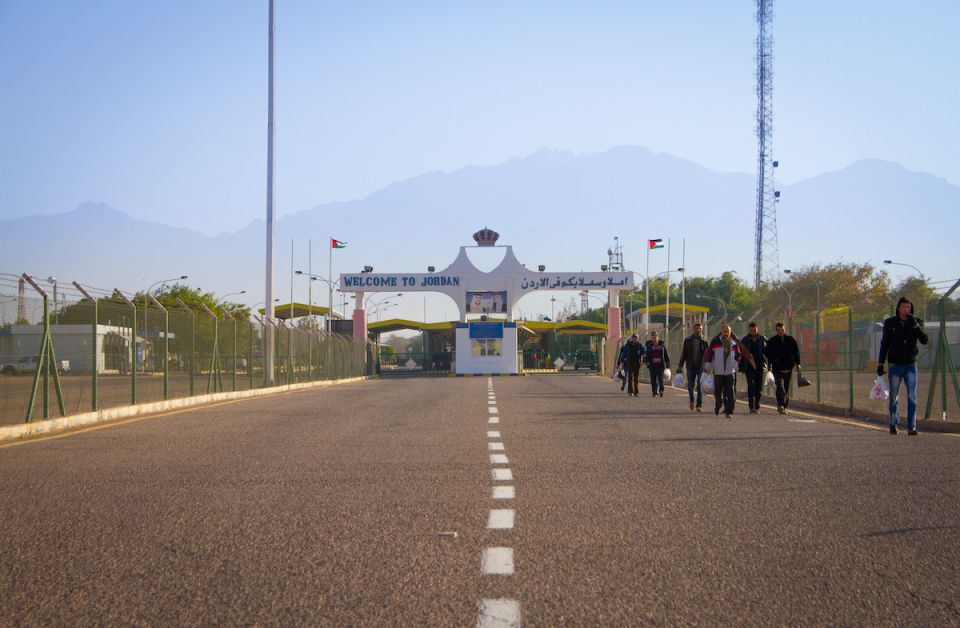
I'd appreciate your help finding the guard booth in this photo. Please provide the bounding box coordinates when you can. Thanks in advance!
[341,228,634,376]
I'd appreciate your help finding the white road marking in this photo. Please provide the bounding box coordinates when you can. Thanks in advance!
[488,442,505,451]
[488,416,500,424]
[488,407,498,413]
[492,468,513,481]
[492,486,515,499]
[487,431,501,438]
[488,401,497,406]
[788,418,817,423]
[481,547,514,575]
[477,599,521,628]
[490,454,509,464]
[487,509,515,529]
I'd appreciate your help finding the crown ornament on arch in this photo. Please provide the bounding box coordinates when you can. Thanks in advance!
[472,227,500,247]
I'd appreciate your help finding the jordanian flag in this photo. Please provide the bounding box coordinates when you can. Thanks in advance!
[648,239,664,250]
[331,238,347,249]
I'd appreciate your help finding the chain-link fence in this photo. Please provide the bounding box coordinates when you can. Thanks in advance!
[632,294,960,423]
[0,273,368,425]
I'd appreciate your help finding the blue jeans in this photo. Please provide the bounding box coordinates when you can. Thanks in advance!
[686,367,703,407]
[888,363,919,431]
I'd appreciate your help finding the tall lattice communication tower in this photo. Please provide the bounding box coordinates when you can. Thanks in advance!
[754,0,780,288]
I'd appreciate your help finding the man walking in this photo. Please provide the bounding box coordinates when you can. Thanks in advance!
[764,322,802,414]
[740,322,768,414]
[644,331,670,397]
[621,334,645,397]
[878,296,929,435]
[703,325,744,418]
[677,322,707,412]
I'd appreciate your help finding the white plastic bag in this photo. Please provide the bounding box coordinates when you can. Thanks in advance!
[663,368,672,382]
[764,370,775,389]
[672,372,685,387]
[870,375,889,401]
[702,373,715,394]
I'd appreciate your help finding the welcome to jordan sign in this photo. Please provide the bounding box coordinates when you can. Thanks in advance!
[341,228,634,374]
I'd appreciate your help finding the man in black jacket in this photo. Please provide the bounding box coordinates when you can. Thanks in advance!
[878,296,929,435]
[677,322,708,412]
[621,334,645,397]
[644,331,670,398]
[740,322,768,414]
[763,322,802,414]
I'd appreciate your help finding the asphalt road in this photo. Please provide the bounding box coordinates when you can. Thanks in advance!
[1,375,958,625]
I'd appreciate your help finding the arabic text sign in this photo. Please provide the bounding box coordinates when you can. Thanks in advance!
[518,273,633,292]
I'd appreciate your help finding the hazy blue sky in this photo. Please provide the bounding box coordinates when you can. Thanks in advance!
[2,1,957,237]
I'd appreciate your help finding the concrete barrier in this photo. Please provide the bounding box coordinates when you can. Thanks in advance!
[0,376,370,442]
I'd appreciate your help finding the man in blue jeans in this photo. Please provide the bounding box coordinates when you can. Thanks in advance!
[878,296,929,435]
[677,322,708,412]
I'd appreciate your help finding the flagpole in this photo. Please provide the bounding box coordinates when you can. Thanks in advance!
[666,238,671,347]
[645,242,650,334]
[328,235,333,336]
[681,238,686,339]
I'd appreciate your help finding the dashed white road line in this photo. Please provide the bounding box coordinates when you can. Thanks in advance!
[480,381,521,626]
[481,547,515,575]
[487,509,515,529]
[477,599,521,628]
[492,468,513,481]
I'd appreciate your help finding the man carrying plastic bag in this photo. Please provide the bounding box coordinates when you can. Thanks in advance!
[877,296,928,435]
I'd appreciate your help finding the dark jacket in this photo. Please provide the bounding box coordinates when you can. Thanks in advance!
[878,298,928,365]
[620,341,644,367]
[764,334,801,371]
[677,334,707,371]
[644,341,670,370]
[739,332,768,372]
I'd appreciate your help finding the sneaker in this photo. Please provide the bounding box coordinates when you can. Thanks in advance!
[725,413,732,418]
[689,401,695,411]
[777,406,785,415]
[696,406,702,413]
[908,429,919,436]
[890,424,898,435]
[653,392,658,398]
[659,391,664,397]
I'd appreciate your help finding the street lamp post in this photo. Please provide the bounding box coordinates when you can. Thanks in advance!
[784,270,824,402]
[697,294,727,328]
[649,268,684,345]
[884,259,927,320]
[144,275,188,372]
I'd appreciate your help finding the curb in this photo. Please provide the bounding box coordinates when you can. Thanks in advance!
[0,376,370,442]
[663,384,960,434]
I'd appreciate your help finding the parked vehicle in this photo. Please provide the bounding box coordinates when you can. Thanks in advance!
[0,356,70,375]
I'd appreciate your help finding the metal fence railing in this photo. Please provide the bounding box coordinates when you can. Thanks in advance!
[624,294,960,422]
[0,273,368,425]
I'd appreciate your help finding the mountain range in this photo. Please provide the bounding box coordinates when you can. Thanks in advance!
[2,146,957,322]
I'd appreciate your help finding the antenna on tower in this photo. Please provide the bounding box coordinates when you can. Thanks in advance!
[754,0,780,288]
[607,236,624,272]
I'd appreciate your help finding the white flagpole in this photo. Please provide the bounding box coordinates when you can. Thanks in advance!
[666,238,671,347]
[681,238,686,338]
[328,236,333,335]
[645,242,650,334]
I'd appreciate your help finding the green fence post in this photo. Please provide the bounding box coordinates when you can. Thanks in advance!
[847,308,854,413]
[113,290,137,405]
[248,319,254,390]
[147,294,169,400]
[73,282,98,410]
[176,298,195,397]
[232,313,238,392]
[815,312,821,404]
